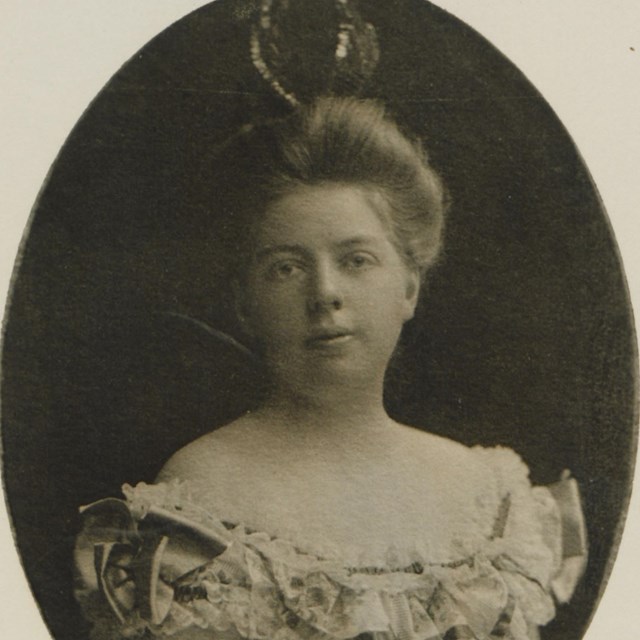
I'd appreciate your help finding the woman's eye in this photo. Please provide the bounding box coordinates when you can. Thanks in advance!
[268,260,303,280]
[343,252,376,270]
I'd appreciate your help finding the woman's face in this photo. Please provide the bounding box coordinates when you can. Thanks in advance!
[240,183,420,387]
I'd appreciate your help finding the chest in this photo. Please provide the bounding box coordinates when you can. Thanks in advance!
[191,459,493,564]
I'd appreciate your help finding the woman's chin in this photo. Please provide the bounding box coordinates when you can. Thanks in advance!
[286,358,385,391]
[266,342,392,391]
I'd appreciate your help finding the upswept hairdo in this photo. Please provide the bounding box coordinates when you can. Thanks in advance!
[208,97,447,281]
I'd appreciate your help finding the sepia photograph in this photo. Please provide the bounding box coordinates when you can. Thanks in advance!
[1,1,639,639]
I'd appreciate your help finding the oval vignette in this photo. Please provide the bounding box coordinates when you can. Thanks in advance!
[1,1,637,640]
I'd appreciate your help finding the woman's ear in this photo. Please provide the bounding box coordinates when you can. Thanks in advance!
[402,268,421,322]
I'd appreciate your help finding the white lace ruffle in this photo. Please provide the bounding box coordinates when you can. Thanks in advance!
[74,447,587,640]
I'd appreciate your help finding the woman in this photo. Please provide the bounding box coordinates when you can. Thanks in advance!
[74,97,587,640]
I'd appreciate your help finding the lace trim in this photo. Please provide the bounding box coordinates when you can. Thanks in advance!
[75,447,587,640]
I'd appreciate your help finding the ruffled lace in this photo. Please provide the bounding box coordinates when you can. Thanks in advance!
[74,447,587,640]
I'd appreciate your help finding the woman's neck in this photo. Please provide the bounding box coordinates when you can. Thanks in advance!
[256,375,395,444]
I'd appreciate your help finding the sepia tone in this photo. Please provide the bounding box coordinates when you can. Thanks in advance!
[1,1,638,639]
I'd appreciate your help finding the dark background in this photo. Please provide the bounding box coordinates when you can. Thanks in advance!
[1,1,636,639]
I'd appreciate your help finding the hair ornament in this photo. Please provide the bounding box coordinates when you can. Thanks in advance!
[250,0,380,108]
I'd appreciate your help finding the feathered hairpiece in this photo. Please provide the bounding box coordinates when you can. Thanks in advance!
[250,0,380,108]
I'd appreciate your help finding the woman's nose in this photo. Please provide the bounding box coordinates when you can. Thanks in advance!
[306,263,343,314]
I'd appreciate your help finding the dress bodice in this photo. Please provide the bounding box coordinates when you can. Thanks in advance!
[74,446,587,640]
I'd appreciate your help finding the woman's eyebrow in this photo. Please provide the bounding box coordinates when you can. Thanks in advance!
[254,244,308,260]
[336,235,384,249]
[254,236,383,260]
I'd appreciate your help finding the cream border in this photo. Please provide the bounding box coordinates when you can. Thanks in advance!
[1,2,638,638]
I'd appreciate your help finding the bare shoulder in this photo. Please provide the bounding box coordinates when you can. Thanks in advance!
[393,425,494,494]
[155,414,259,483]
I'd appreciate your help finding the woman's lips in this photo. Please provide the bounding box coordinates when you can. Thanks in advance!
[305,329,353,349]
